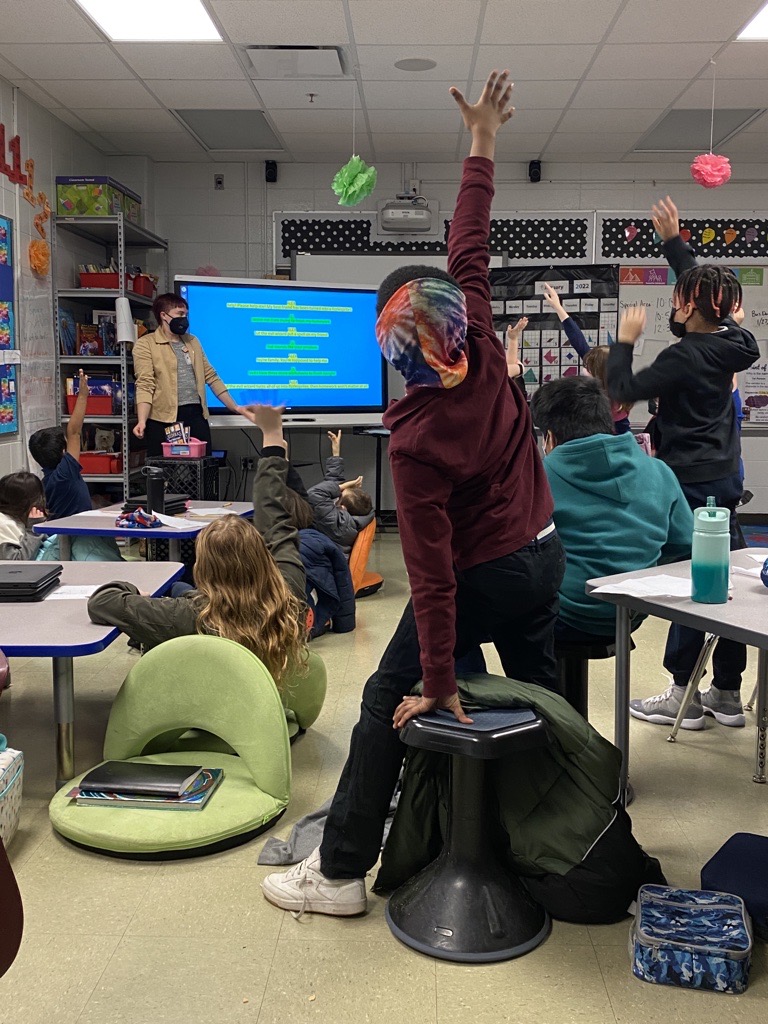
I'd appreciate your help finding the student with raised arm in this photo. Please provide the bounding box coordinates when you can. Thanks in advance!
[542,282,632,433]
[607,196,759,731]
[261,71,563,919]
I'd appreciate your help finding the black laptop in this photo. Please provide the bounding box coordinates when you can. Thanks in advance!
[0,563,63,602]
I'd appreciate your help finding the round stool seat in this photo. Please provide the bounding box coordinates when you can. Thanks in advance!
[386,707,552,963]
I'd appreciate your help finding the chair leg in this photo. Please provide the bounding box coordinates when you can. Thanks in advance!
[667,633,719,742]
[744,683,758,712]
[557,657,589,720]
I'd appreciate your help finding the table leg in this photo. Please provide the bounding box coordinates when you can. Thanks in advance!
[753,649,768,785]
[52,656,75,790]
[614,606,632,807]
[59,535,72,560]
[169,538,181,562]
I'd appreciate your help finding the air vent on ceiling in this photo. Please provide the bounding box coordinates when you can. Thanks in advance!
[175,109,283,151]
[246,46,346,79]
[634,108,765,153]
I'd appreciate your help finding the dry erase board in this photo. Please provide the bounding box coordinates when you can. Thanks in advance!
[618,264,768,424]
[489,265,619,388]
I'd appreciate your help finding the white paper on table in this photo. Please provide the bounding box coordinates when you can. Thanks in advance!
[153,512,194,530]
[733,565,762,579]
[185,507,239,517]
[591,574,692,598]
[748,553,768,564]
[45,585,100,600]
[72,509,119,518]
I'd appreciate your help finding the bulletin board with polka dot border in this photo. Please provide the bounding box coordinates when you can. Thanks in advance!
[598,213,768,263]
[278,213,594,262]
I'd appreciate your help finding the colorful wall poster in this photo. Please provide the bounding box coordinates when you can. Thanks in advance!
[0,214,18,436]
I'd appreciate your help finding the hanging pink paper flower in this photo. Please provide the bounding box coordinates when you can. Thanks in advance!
[194,264,221,277]
[690,153,731,188]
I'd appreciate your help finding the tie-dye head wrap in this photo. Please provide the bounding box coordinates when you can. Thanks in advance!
[375,278,468,389]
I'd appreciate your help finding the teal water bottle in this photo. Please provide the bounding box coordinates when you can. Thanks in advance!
[691,496,730,604]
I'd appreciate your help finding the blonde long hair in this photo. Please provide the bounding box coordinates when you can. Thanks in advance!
[193,516,305,688]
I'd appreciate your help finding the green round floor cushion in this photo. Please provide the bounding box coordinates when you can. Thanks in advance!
[49,635,293,858]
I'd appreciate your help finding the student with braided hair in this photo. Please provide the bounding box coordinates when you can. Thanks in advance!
[607,196,759,731]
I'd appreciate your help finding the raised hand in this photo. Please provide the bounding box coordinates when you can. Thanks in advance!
[542,283,564,313]
[450,70,515,139]
[340,475,363,490]
[506,317,527,377]
[327,429,341,457]
[242,404,286,448]
[651,196,680,243]
[618,305,647,345]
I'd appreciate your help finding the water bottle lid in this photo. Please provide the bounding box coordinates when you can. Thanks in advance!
[694,504,729,533]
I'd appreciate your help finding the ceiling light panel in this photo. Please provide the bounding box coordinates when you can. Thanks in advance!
[74,0,221,41]
[738,2,768,38]
[634,108,764,151]
[175,109,283,150]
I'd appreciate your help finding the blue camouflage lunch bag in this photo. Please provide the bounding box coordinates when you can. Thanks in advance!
[630,885,752,994]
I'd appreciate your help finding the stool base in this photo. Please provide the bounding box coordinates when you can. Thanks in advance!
[386,848,551,963]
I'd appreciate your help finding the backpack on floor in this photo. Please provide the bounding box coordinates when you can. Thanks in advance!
[630,885,752,995]
[702,833,768,941]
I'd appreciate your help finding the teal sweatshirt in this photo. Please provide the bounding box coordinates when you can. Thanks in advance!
[543,432,693,634]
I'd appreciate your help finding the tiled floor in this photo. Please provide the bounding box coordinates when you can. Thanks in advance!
[1,533,767,1023]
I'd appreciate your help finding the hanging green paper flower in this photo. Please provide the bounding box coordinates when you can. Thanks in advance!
[331,155,377,207]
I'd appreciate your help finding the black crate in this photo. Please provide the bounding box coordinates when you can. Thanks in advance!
[145,456,219,501]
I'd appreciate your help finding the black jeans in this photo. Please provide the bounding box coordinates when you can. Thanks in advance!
[663,473,747,692]
[319,533,565,879]
[144,403,212,457]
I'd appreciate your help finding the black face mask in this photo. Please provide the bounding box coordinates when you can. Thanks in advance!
[668,309,687,339]
[166,315,189,336]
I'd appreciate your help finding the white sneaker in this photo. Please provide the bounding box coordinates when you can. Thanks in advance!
[261,847,367,918]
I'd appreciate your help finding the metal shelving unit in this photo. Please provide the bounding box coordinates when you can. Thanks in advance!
[53,214,169,502]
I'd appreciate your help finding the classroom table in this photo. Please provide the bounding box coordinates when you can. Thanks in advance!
[587,548,768,803]
[33,500,253,561]
[0,561,184,788]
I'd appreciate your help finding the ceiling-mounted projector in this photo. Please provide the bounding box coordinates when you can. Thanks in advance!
[378,193,433,233]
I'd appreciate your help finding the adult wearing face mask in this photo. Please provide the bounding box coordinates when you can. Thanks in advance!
[132,292,243,456]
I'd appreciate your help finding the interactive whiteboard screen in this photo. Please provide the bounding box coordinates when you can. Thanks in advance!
[176,275,385,415]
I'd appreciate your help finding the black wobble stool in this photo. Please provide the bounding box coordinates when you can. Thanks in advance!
[385,708,551,963]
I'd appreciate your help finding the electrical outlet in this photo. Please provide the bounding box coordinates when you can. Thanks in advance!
[214,173,224,190]
[240,456,255,471]
[409,178,420,194]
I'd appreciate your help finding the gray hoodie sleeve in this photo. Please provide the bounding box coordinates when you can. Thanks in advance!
[0,530,43,561]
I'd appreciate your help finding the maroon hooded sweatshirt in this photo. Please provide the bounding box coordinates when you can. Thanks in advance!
[382,156,554,699]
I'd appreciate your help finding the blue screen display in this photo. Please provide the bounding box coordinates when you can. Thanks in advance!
[177,278,384,413]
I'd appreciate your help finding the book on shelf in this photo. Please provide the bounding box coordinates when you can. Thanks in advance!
[67,768,224,811]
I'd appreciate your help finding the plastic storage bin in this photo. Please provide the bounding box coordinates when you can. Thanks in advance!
[79,452,123,474]
[162,438,207,458]
[0,742,23,847]
[56,175,142,223]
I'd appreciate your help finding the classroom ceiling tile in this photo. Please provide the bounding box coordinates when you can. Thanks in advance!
[350,1,482,45]
[674,78,768,109]
[477,45,596,80]
[254,79,360,109]
[586,43,719,80]
[557,108,661,133]
[493,108,562,134]
[15,80,60,109]
[102,131,208,156]
[79,132,121,154]
[481,0,622,44]
[543,132,643,158]
[720,133,768,158]
[607,0,763,42]
[0,43,134,79]
[114,42,243,79]
[145,79,262,108]
[485,132,553,157]
[570,79,685,109]
[708,42,768,78]
[0,0,102,43]
[36,79,161,108]
[373,136,462,160]
[269,108,354,133]
[363,81,463,109]
[496,80,581,110]
[73,108,182,133]
[279,132,372,158]
[367,109,464,133]
[211,0,349,45]
[356,45,474,81]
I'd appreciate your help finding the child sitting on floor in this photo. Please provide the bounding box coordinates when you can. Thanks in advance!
[0,472,47,561]
[306,430,375,555]
[87,405,307,688]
